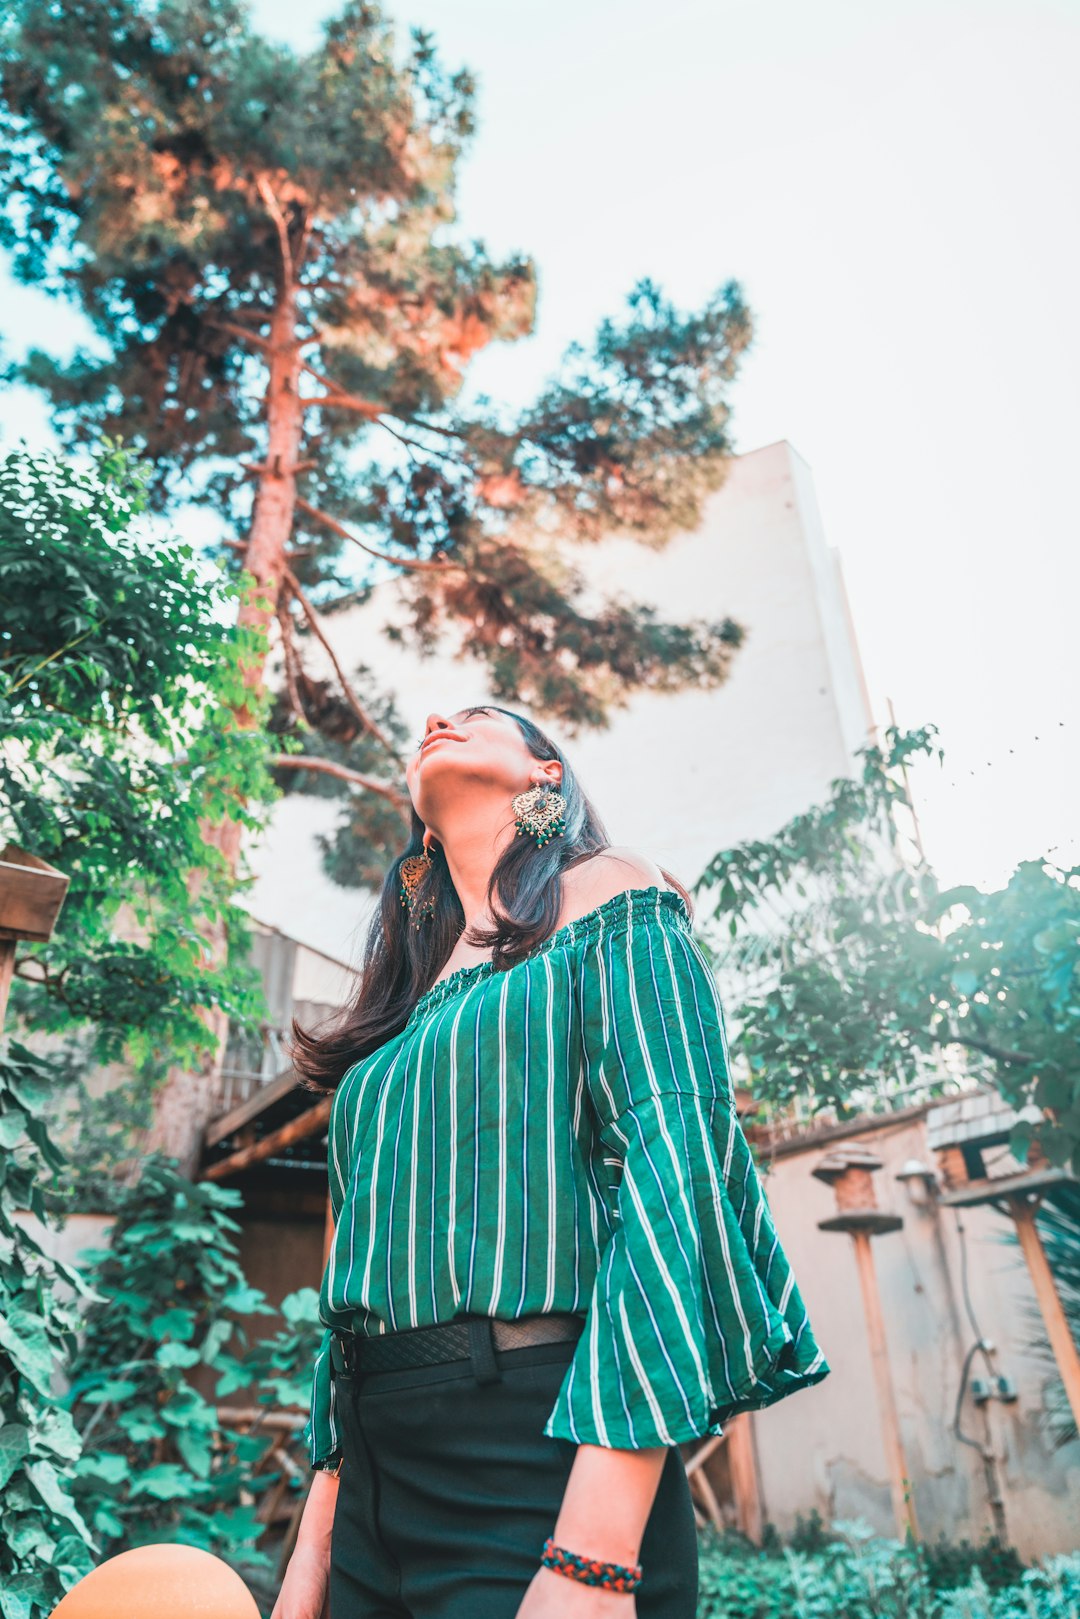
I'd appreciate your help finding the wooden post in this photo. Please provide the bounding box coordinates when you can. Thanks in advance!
[0,938,15,1032]
[1008,1195,1080,1434]
[851,1228,919,1541]
[726,1413,763,1543]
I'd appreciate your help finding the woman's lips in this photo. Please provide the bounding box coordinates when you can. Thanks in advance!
[420,732,464,754]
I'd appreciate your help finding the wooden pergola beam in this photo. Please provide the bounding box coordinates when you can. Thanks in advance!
[1008,1194,1080,1435]
[202,1096,333,1182]
[204,1068,302,1148]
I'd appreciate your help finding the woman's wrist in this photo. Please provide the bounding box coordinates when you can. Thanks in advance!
[541,1537,642,1592]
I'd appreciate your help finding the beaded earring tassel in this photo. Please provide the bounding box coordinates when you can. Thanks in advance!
[511,784,566,847]
[399,846,436,927]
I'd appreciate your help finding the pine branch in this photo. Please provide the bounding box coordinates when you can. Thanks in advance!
[299,375,382,417]
[952,1031,1057,1070]
[272,753,410,814]
[282,566,405,767]
[294,496,460,573]
[276,598,306,722]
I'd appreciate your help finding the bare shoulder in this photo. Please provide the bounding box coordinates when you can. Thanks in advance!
[559,846,674,925]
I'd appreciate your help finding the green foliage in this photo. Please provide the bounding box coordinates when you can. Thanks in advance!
[0,1042,97,1619]
[0,442,274,1074]
[217,1285,325,1415]
[699,727,1080,1170]
[696,1520,1078,1619]
[63,1158,278,1570]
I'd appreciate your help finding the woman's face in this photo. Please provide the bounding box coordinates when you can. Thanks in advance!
[405,706,561,826]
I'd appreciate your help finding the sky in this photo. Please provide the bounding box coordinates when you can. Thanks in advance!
[2,0,1077,889]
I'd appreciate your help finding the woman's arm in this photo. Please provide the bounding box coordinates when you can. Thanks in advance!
[554,1441,668,1562]
[515,1443,667,1618]
[271,1469,340,1619]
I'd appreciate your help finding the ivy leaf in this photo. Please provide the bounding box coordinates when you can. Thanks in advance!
[0,1305,56,1393]
[214,1361,255,1398]
[221,1282,269,1315]
[0,1424,30,1490]
[80,1377,139,1402]
[53,1533,96,1584]
[115,1406,166,1443]
[35,1404,82,1461]
[0,1576,37,1619]
[174,1426,214,1480]
[155,1342,201,1369]
[129,1464,196,1500]
[280,1288,320,1325]
[0,1111,28,1149]
[74,1452,131,1485]
[25,1458,93,1538]
[149,1307,195,1342]
[199,1317,236,1363]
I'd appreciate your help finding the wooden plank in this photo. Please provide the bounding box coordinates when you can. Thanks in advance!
[0,939,16,1031]
[1009,1196,1080,1435]
[852,1228,919,1541]
[204,1067,304,1147]
[0,845,69,942]
[202,1096,333,1182]
[726,1414,763,1544]
[939,1166,1072,1207]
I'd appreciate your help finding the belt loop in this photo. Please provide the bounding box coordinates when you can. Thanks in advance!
[467,1316,502,1385]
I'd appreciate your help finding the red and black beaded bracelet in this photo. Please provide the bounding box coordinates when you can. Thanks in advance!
[540,1537,643,1593]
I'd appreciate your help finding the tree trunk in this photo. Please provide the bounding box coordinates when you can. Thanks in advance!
[142,285,304,1177]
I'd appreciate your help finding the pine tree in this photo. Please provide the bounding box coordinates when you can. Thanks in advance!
[1,0,753,1166]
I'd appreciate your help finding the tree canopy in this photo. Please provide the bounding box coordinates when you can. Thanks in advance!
[699,728,1080,1173]
[0,0,752,811]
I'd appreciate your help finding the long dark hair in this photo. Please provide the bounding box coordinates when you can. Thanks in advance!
[289,704,692,1092]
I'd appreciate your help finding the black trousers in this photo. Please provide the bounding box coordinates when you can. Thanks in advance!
[329,1316,699,1618]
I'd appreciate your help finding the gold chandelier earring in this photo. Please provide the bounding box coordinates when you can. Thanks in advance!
[399,837,438,927]
[511,780,566,848]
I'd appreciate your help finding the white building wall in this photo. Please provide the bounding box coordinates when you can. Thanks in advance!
[246,440,874,960]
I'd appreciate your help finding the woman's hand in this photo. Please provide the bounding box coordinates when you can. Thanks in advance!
[514,1565,636,1618]
[270,1541,328,1619]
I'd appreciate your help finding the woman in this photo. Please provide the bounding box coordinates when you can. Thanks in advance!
[273,703,829,1619]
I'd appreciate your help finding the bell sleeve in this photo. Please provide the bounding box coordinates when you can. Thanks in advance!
[306,1329,341,1471]
[542,899,830,1449]
[305,1089,349,1471]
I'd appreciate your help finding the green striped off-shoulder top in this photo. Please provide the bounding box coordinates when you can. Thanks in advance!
[306,884,829,1468]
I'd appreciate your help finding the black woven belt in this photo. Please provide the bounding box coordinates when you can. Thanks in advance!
[330,1311,584,1377]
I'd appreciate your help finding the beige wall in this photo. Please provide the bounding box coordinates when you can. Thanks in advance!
[752,1116,1080,1557]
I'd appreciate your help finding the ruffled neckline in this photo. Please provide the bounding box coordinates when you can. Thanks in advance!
[403,884,690,1030]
